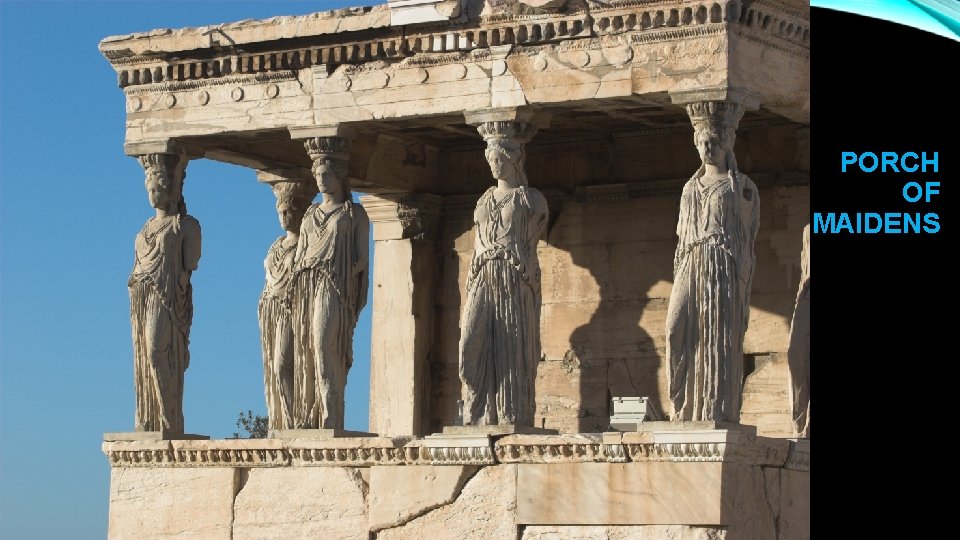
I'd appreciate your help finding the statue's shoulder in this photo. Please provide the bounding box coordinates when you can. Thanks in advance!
[738,171,757,188]
[521,186,548,212]
[478,186,496,203]
[733,171,758,204]
[179,214,202,236]
[345,199,369,222]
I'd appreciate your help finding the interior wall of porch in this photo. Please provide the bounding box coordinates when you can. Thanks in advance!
[427,123,809,436]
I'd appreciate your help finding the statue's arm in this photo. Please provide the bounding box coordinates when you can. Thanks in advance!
[294,207,313,264]
[353,206,371,314]
[738,175,760,325]
[531,189,549,241]
[673,181,693,274]
[181,215,202,271]
[353,206,370,274]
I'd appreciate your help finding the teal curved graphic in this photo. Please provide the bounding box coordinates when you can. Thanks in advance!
[909,0,960,36]
[812,0,960,41]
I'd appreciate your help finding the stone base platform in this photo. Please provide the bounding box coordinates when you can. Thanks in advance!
[624,421,758,434]
[103,431,809,539]
[268,428,377,439]
[103,431,209,441]
[441,424,560,436]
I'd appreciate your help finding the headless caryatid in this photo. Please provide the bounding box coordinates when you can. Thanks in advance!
[258,176,317,430]
[459,120,548,427]
[666,101,759,423]
[291,137,369,429]
[788,224,810,437]
[129,153,201,434]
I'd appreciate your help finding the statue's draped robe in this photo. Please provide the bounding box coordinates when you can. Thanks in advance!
[788,224,810,437]
[258,237,297,430]
[666,171,759,422]
[460,186,547,426]
[291,201,368,429]
[129,214,201,433]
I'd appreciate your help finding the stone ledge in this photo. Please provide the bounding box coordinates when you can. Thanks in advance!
[103,431,209,441]
[441,424,559,436]
[268,428,377,439]
[103,430,808,469]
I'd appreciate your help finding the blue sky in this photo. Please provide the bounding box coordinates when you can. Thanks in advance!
[0,2,363,538]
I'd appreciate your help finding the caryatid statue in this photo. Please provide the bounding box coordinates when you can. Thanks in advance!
[666,101,759,423]
[291,137,369,429]
[129,152,201,434]
[258,173,317,430]
[459,120,549,427]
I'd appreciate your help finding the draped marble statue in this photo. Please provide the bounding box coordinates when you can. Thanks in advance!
[258,175,318,430]
[129,152,201,434]
[788,223,810,437]
[291,137,369,429]
[666,101,759,423]
[459,120,548,426]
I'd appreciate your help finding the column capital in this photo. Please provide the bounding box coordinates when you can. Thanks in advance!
[463,108,550,130]
[684,101,746,136]
[360,193,442,241]
[668,87,761,110]
[303,136,351,162]
[256,168,318,206]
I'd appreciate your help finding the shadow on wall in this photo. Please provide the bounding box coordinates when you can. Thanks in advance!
[426,183,807,434]
[540,180,807,434]
[541,194,675,433]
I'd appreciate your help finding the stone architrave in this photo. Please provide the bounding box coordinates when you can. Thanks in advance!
[459,116,549,427]
[788,223,810,437]
[129,152,201,435]
[666,101,760,424]
[257,170,318,430]
[290,136,370,429]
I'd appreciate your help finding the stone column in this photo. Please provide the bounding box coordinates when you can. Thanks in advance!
[287,125,370,431]
[361,193,441,437]
[664,95,760,424]
[124,139,202,438]
[255,168,317,431]
[457,108,551,429]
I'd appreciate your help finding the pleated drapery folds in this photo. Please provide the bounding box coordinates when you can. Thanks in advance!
[460,186,547,426]
[129,214,200,434]
[290,201,368,429]
[666,171,759,423]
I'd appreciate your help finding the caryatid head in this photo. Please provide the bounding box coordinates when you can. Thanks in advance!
[686,101,745,172]
[271,180,317,233]
[477,120,537,188]
[138,153,188,214]
[304,137,351,200]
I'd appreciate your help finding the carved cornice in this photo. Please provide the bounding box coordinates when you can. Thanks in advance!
[494,434,609,464]
[288,446,415,466]
[103,430,806,469]
[104,0,807,91]
[630,23,726,45]
[412,445,496,465]
[626,441,729,462]
[123,71,297,96]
